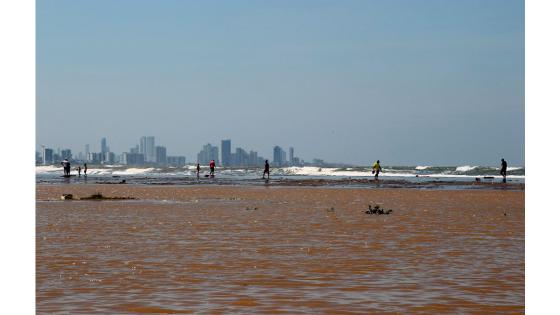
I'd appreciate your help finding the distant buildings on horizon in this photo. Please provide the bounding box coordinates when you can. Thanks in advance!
[38,136,186,167]
[37,137,319,168]
[196,140,303,167]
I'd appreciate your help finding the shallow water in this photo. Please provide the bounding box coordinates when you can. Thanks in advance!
[36,185,524,314]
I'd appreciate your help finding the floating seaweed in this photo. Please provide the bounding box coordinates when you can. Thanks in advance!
[79,192,136,200]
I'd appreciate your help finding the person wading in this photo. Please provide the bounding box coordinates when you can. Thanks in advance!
[61,159,71,176]
[209,160,216,177]
[262,159,270,179]
[500,158,507,183]
[372,160,382,180]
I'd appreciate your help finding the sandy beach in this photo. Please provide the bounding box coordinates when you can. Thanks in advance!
[36,184,524,314]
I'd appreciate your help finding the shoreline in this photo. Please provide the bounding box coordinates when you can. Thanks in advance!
[36,177,525,191]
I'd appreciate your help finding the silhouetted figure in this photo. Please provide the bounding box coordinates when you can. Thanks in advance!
[61,159,71,176]
[500,158,507,183]
[209,160,215,177]
[83,163,88,176]
[372,160,382,180]
[77,166,82,176]
[196,163,201,179]
[263,160,270,179]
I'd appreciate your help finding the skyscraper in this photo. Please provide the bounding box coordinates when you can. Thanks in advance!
[197,143,219,165]
[146,136,155,162]
[156,146,167,165]
[104,152,115,164]
[42,147,53,165]
[139,136,146,159]
[101,137,107,154]
[273,146,285,166]
[289,147,294,165]
[140,136,156,163]
[221,139,231,166]
[61,149,72,160]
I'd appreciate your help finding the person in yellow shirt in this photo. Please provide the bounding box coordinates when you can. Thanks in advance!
[372,160,382,180]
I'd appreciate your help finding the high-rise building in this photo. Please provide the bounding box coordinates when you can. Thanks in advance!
[139,137,146,158]
[130,145,139,154]
[85,144,90,157]
[61,149,72,160]
[273,146,285,166]
[197,143,219,165]
[234,148,249,166]
[121,152,145,165]
[146,136,155,162]
[103,152,115,164]
[221,140,231,166]
[167,156,186,166]
[101,137,108,154]
[156,146,167,165]
[87,152,103,164]
[42,147,53,165]
[249,151,258,166]
[140,136,156,163]
[289,147,294,165]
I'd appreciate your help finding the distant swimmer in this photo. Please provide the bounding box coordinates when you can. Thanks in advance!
[500,158,507,183]
[61,159,71,176]
[372,160,382,180]
[262,159,270,179]
[196,163,201,178]
[209,160,216,177]
[83,163,88,176]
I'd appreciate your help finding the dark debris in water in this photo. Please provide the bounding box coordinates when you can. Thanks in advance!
[365,204,393,215]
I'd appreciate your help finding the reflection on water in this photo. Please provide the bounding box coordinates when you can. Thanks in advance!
[36,187,524,314]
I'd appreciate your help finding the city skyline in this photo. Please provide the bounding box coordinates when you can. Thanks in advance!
[37,136,308,167]
[37,1,524,166]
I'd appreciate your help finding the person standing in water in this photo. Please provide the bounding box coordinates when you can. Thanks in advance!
[61,159,71,176]
[77,166,82,176]
[500,158,507,183]
[196,163,201,179]
[209,160,216,177]
[262,159,270,179]
[83,163,88,176]
[372,160,382,180]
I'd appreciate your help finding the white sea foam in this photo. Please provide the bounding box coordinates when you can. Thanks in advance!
[279,166,524,179]
[35,165,63,173]
[85,168,112,175]
[281,167,372,177]
[112,168,155,175]
[455,165,477,172]
[415,166,430,170]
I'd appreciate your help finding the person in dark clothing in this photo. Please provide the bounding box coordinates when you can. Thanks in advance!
[196,163,201,179]
[83,163,88,176]
[77,166,82,176]
[500,158,507,183]
[262,160,270,179]
[61,159,71,176]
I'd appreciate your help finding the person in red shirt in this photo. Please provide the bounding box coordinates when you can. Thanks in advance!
[209,160,215,177]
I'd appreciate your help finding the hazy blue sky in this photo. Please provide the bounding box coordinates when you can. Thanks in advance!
[37,0,524,166]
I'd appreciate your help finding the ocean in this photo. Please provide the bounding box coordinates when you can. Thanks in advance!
[36,164,525,186]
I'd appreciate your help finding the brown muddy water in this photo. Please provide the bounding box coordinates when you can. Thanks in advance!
[36,185,524,314]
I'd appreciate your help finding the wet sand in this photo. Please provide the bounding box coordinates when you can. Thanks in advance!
[37,184,524,314]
